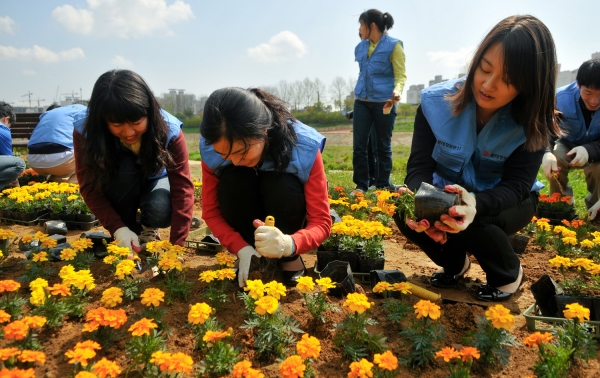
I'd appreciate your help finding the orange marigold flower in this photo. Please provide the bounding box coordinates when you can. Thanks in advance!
[348,358,374,378]
[232,360,266,378]
[4,320,29,340]
[91,357,122,378]
[128,318,158,337]
[140,288,165,307]
[414,300,441,320]
[48,283,71,297]
[74,372,98,378]
[0,310,11,323]
[0,368,35,378]
[296,333,321,359]
[460,346,480,362]
[17,350,46,365]
[85,307,127,329]
[0,279,21,292]
[188,302,213,325]
[22,315,47,329]
[65,347,97,367]
[435,347,461,362]
[0,347,20,361]
[203,329,231,345]
[523,332,553,348]
[373,350,398,370]
[279,355,306,378]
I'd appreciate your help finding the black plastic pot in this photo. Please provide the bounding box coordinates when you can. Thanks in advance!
[80,232,114,258]
[0,239,9,253]
[319,261,356,297]
[414,182,461,224]
[592,298,600,321]
[316,250,339,271]
[19,239,38,252]
[48,242,72,262]
[77,214,97,222]
[61,213,78,222]
[508,234,530,255]
[369,270,407,298]
[358,258,385,273]
[49,234,67,245]
[44,220,68,236]
[539,210,552,218]
[554,294,594,319]
[338,251,359,272]
[530,274,562,317]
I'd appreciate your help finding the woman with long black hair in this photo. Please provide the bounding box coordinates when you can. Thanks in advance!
[73,70,194,253]
[200,88,331,288]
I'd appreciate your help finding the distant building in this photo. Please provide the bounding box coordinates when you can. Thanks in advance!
[158,89,203,115]
[406,84,425,105]
[429,75,447,87]
[13,106,45,113]
[556,63,578,89]
[592,52,600,60]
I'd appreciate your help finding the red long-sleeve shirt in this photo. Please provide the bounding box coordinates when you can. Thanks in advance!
[73,131,194,245]
[201,150,331,255]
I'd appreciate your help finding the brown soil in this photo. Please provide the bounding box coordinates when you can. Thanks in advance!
[1,211,600,377]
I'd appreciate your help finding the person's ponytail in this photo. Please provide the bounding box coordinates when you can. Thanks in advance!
[383,12,394,31]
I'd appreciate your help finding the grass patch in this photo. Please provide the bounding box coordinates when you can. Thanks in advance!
[537,168,587,217]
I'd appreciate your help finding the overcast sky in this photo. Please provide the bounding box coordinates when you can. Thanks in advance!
[1,0,598,107]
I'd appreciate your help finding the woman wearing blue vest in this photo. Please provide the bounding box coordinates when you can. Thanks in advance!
[351,9,406,195]
[73,70,194,254]
[394,15,560,302]
[200,88,331,288]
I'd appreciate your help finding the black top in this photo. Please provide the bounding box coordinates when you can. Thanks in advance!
[405,106,544,217]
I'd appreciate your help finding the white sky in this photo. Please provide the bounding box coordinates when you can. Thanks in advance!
[0,0,598,107]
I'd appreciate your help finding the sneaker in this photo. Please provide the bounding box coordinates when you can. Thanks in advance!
[349,188,365,197]
[139,226,159,243]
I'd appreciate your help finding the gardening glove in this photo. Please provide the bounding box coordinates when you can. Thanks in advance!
[541,152,559,178]
[253,219,294,259]
[114,227,142,258]
[435,184,476,233]
[392,90,401,103]
[588,200,600,221]
[567,146,589,167]
[237,245,261,288]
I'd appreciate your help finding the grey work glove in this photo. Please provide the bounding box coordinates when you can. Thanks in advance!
[237,246,260,288]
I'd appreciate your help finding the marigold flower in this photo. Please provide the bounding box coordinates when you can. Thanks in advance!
[199,270,217,283]
[244,279,266,299]
[373,350,398,370]
[279,355,306,378]
[157,254,182,271]
[17,350,46,365]
[103,255,119,265]
[523,332,553,348]
[391,282,412,294]
[265,281,287,300]
[150,351,194,374]
[315,277,336,291]
[65,346,97,367]
[40,238,57,249]
[372,281,392,293]
[22,315,46,329]
[548,256,572,268]
[0,368,35,377]
[215,268,236,281]
[254,295,279,315]
[75,371,99,378]
[140,288,165,307]
[343,293,372,314]
[537,222,551,231]
[435,347,461,362]
[485,304,515,330]
[295,276,315,294]
[588,264,600,275]
[296,333,321,359]
[29,289,46,307]
[215,252,236,267]
[31,251,49,262]
[348,358,374,378]
[101,287,123,308]
[82,322,99,333]
[29,277,48,291]
[129,318,158,337]
[91,357,122,378]
[414,300,441,320]
[63,269,96,291]
[563,302,590,322]
[572,258,594,270]
[0,279,20,292]
[562,236,577,246]
[0,347,20,361]
[70,238,94,252]
[21,235,33,244]
[188,302,213,325]
[85,307,127,329]
[460,346,480,362]
[49,283,71,297]
[115,260,136,279]
[60,248,77,261]
[0,310,10,323]
[203,329,231,345]
[580,239,595,249]
[232,360,265,378]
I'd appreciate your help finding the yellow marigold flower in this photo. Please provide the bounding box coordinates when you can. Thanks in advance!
[59,248,77,261]
[414,300,441,320]
[572,258,594,270]
[588,264,600,275]
[106,244,130,257]
[0,229,16,240]
[254,295,279,315]
[244,279,265,299]
[75,371,98,378]
[563,302,590,322]
[140,288,165,307]
[371,206,382,213]
[215,268,236,281]
[29,289,47,307]
[265,281,287,300]
[157,255,182,271]
[372,281,392,293]
[343,293,372,314]
[537,222,551,231]
[373,350,398,370]
[391,282,412,294]
[0,347,20,360]
[279,355,306,378]
[67,269,96,291]
[91,357,122,378]
[435,347,461,362]
[20,235,33,244]
[523,332,553,348]
[31,251,48,262]
[29,278,48,291]
[552,225,566,234]
[0,310,11,323]
[315,277,336,291]
[580,239,595,249]
[0,280,20,292]
[348,358,374,378]
[296,333,321,359]
[562,236,577,246]
[101,287,123,308]
[49,283,71,297]
[215,251,236,267]
[40,237,57,249]
[115,260,136,279]
[561,229,576,238]
[199,270,217,283]
[485,304,515,330]
[295,276,315,294]
[548,255,571,268]
[103,255,119,264]
[460,347,480,362]
[188,302,213,325]
[17,350,46,365]
[129,318,158,337]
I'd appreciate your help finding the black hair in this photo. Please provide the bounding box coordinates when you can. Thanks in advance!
[81,70,174,191]
[200,87,298,171]
[358,9,394,33]
[0,102,16,126]
[45,104,61,112]
[576,59,600,89]
[447,15,560,151]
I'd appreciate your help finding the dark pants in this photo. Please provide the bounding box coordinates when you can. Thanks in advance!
[217,165,306,256]
[103,149,172,235]
[367,127,378,187]
[394,192,538,287]
[352,99,396,191]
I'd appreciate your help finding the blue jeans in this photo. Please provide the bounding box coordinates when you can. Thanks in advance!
[103,149,172,234]
[0,156,25,190]
[352,100,396,191]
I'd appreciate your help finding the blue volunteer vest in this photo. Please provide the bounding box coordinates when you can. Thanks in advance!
[421,78,543,193]
[556,81,600,145]
[200,121,326,184]
[354,34,401,102]
[73,109,182,179]
[28,104,87,149]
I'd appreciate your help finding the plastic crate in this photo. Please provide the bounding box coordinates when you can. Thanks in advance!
[313,259,370,284]
[523,303,600,338]
[0,214,47,227]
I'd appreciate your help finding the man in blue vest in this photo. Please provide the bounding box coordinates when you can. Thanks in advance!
[0,102,26,190]
[542,59,600,214]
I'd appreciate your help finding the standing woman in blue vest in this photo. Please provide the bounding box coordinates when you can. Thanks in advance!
[351,9,406,196]
[73,70,194,253]
[394,15,560,302]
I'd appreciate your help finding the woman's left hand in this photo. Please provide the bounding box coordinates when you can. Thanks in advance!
[253,220,294,258]
[392,90,401,103]
[434,184,476,233]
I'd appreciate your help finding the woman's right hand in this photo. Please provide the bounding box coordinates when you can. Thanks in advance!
[114,227,141,257]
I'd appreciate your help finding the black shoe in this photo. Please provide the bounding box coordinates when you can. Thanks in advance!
[282,256,306,286]
[476,271,526,302]
[430,260,471,289]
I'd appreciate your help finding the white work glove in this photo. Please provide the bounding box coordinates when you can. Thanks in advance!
[114,227,141,256]
[567,146,589,167]
[399,187,448,244]
[541,152,559,178]
[435,184,477,233]
[254,225,294,259]
[392,90,401,103]
[237,246,261,288]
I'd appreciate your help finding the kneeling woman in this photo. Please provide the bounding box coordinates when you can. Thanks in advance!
[395,15,560,302]
[200,88,332,288]
[74,70,194,252]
